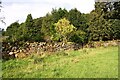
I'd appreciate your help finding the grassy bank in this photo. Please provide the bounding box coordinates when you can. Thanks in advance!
[2,46,118,78]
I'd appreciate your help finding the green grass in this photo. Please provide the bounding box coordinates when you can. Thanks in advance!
[2,46,118,78]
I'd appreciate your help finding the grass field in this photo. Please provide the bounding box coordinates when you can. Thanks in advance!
[2,46,118,78]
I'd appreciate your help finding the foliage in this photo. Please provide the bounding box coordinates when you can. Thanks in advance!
[25,14,33,28]
[31,17,44,42]
[103,1,120,19]
[70,30,86,43]
[113,1,120,19]
[66,8,88,31]
[3,5,120,45]
[54,18,76,42]
[66,8,81,29]
[111,19,120,39]
[51,8,68,23]
[41,8,68,42]
[5,21,20,42]
[24,14,34,41]
[41,13,53,40]
[49,24,61,42]
[87,2,120,41]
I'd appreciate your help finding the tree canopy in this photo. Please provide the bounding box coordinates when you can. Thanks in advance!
[54,18,76,42]
[3,3,120,45]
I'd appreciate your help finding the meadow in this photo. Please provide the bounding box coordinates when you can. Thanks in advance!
[2,46,118,78]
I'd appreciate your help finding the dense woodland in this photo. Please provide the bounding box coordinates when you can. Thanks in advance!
[1,1,120,50]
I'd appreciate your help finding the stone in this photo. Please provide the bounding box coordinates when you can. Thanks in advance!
[17,52,27,58]
[9,52,14,55]
[20,50,22,52]
[17,50,20,53]
[111,42,117,46]
[13,51,17,54]
[15,54,18,58]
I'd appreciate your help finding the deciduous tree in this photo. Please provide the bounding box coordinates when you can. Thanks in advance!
[54,18,76,43]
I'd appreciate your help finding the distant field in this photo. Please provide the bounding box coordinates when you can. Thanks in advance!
[2,46,118,78]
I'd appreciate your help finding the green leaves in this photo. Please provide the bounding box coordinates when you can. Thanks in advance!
[87,2,119,41]
[66,8,82,29]
[4,6,120,45]
[5,21,20,42]
[70,30,86,43]
[25,14,33,28]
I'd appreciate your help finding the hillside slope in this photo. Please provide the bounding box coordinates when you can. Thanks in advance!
[2,46,118,78]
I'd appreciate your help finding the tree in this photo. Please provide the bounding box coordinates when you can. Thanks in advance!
[41,13,53,42]
[111,19,120,39]
[70,30,86,44]
[87,2,114,41]
[41,8,68,42]
[54,18,76,43]
[51,8,68,23]
[16,23,27,41]
[24,14,34,41]
[25,14,33,28]
[93,2,120,40]
[66,8,82,29]
[21,14,44,42]
[100,1,120,19]
[32,17,44,42]
[112,1,120,19]
[5,21,20,42]
[98,1,120,40]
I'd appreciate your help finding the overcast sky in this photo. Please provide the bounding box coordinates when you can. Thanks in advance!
[0,0,95,30]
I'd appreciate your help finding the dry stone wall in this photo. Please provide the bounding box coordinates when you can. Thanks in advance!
[2,42,82,59]
[2,40,119,59]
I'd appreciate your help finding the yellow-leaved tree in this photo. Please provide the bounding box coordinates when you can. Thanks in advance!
[54,18,76,43]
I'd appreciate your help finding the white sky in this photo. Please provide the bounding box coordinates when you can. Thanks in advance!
[0,0,95,30]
